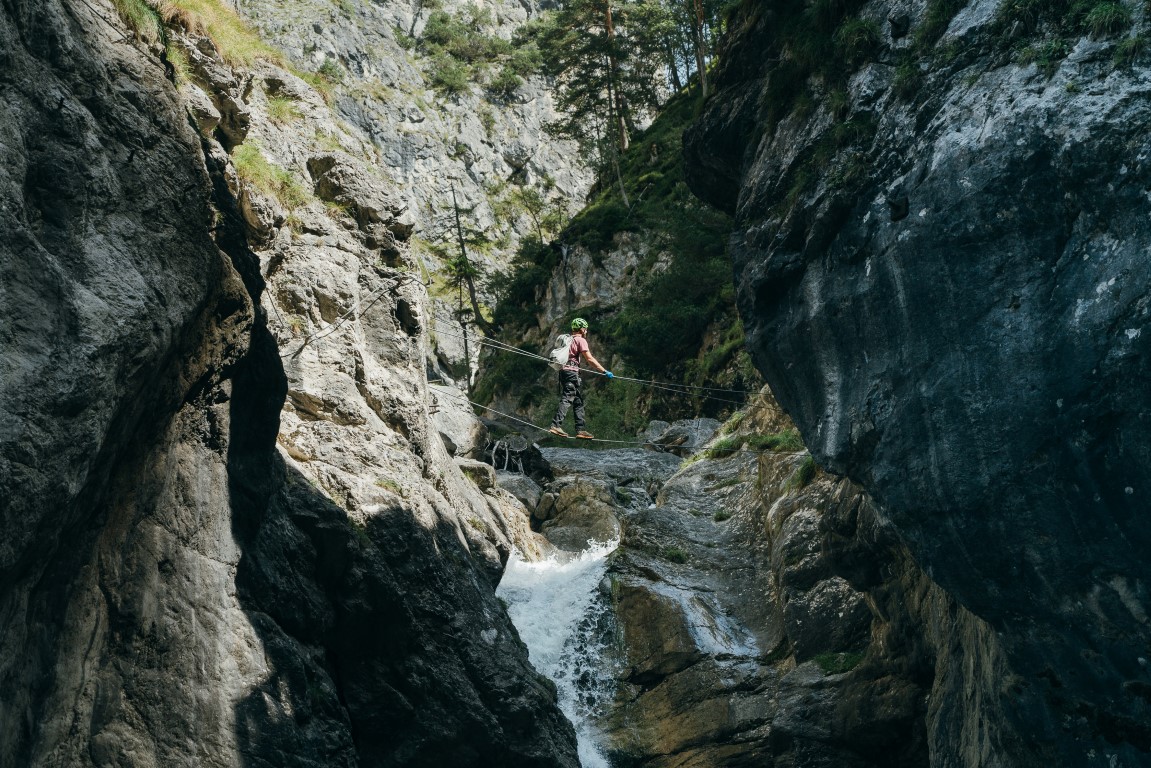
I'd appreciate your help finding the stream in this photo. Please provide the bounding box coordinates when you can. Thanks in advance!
[496,540,619,768]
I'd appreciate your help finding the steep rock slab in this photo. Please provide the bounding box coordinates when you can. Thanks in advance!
[0,0,257,763]
[0,2,578,766]
[686,2,1151,764]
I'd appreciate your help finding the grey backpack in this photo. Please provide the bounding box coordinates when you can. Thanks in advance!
[548,333,572,370]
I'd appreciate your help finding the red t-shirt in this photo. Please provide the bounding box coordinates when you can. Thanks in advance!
[565,335,589,371]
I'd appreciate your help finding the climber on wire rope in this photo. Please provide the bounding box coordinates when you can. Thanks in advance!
[547,317,613,439]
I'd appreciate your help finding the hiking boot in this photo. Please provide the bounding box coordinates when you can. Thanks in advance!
[576,430,595,439]
[547,426,569,438]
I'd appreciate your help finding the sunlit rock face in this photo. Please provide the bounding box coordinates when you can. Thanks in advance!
[686,1,1151,765]
[0,2,578,766]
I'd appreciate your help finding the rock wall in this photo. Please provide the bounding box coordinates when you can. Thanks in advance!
[526,399,1016,768]
[0,1,578,765]
[685,1,1151,764]
[233,0,595,381]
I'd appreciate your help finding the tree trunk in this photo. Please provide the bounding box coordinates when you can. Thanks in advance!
[603,0,630,151]
[666,41,683,91]
[452,187,496,337]
[691,0,709,99]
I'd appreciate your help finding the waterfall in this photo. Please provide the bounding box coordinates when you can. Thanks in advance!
[497,541,619,767]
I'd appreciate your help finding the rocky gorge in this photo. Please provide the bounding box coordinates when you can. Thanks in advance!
[685,0,1151,765]
[1,0,578,764]
[3,0,1151,767]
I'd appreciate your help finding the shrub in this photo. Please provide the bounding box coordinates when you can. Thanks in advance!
[714,509,733,522]
[662,546,689,563]
[232,143,310,209]
[395,27,417,50]
[815,651,864,675]
[508,44,543,76]
[160,0,283,66]
[487,65,522,98]
[428,53,471,94]
[318,58,344,83]
[1114,34,1147,68]
[1084,2,1132,37]
[914,0,966,50]
[834,18,881,67]
[112,0,163,42]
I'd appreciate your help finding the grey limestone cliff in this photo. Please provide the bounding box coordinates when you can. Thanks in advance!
[686,1,1151,765]
[0,0,578,765]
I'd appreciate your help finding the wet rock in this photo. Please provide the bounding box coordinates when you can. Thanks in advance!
[496,471,542,515]
[540,447,682,485]
[686,3,1151,762]
[642,417,722,457]
[783,576,871,662]
[538,476,620,551]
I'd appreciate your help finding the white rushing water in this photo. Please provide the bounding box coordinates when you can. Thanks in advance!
[497,540,619,768]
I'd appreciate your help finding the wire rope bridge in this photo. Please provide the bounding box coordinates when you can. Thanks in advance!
[431,326,785,455]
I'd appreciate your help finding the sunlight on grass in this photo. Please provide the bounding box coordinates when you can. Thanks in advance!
[158,0,283,66]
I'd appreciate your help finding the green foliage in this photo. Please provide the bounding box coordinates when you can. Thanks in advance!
[997,0,1136,42]
[787,454,818,490]
[713,508,733,522]
[701,429,804,459]
[112,0,164,42]
[702,435,741,459]
[914,0,966,50]
[487,65,523,98]
[661,546,689,563]
[416,8,540,97]
[1114,34,1147,67]
[746,430,804,453]
[428,53,471,94]
[1084,2,1132,37]
[318,58,344,83]
[815,651,864,675]
[162,0,284,66]
[267,96,302,124]
[893,53,922,100]
[834,18,881,67]
[528,0,671,158]
[1017,38,1071,77]
[232,143,309,209]
[480,89,754,425]
[472,345,544,407]
[395,27,417,49]
[166,44,192,84]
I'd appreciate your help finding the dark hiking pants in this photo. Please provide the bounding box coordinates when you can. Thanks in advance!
[550,370,585,431]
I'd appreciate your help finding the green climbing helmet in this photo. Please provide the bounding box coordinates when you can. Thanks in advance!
[571,317,589,331]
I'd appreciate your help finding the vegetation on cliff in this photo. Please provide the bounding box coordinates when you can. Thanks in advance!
[476,88,760,439]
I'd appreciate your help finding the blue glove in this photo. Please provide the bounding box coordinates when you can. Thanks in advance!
[605,371,614,379]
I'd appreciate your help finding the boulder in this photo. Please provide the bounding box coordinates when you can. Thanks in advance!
[642,418,722,457]
[431,384,487,457]
[454,458,495,490]
[495,472,542,515]
[538,476,620,551]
